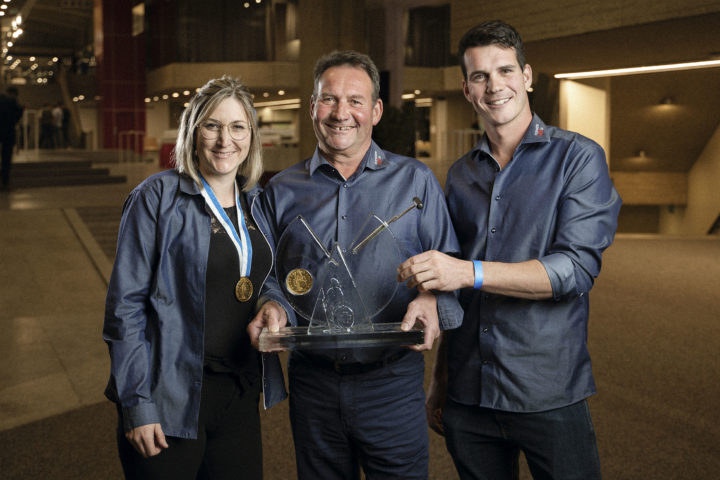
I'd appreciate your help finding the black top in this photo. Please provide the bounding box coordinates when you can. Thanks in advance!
[203,195,272,385]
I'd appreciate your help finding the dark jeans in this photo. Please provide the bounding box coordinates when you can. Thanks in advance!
[288,350,429,480]
[443,399,601,480]
[116,371,262,480]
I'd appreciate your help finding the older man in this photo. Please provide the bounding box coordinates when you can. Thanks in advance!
[249,50,462,479]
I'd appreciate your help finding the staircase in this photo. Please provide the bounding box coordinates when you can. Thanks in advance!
[8,150,128,189]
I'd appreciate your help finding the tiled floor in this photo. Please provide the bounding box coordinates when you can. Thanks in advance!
[0,150,161,431]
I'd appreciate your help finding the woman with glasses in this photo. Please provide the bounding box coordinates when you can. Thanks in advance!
[103,76,292,479]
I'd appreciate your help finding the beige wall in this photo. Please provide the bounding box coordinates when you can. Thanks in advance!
[681,123,720,234]
[558,79,610,161]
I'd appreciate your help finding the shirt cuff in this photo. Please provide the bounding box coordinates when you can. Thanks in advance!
[122,402,160,432]
[436,290,463,330]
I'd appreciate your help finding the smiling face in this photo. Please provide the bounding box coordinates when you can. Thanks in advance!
[462,44,533,134]
[310,65,383,167]
[195,96,251,183]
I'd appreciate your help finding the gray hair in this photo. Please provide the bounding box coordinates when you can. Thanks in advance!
[312,50,381,102]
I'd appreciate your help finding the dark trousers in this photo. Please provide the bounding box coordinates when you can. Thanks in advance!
[288,350,429,480]
[443,399,602,480]
[1,139,13,186]
[116,372,262,480]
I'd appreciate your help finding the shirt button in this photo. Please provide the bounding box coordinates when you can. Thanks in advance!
[482,360,489,365]
[482,327,488,333]
[341,215,347,220]
[343,184,348,188]
[495,195,500,200]
[490,227,496,234]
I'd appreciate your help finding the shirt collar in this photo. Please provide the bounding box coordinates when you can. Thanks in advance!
[308,140,388,178]
[472,113,550,159]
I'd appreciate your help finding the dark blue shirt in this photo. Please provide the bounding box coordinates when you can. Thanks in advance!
[445,114,621,412]
[261,141,463,364]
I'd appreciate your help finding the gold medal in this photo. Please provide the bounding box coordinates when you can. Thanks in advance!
[286,268,313,295]
[235,277,253,302]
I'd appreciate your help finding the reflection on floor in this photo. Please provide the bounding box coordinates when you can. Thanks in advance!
[0,150,161,431]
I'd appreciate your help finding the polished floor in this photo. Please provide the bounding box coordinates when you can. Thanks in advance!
[0,150,159,431]
[1,149,719,479]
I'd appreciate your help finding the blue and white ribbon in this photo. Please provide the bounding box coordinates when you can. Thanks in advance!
[199,175,252,277]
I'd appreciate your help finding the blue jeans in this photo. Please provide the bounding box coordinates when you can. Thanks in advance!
[288,351,429,480]
[443,399,601,480]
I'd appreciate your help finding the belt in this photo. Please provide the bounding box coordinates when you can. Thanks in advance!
[300,350,409,375]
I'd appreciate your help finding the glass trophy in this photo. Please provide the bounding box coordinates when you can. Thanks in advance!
[258,199,425,351]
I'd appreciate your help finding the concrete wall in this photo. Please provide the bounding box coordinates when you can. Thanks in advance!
[450,0,720,46]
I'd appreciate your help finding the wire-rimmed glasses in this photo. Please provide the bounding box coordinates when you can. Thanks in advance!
[199,121,251,141]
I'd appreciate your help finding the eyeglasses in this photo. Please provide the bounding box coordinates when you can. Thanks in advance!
[199,121,251,141]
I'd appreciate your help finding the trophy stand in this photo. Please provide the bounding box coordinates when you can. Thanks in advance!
[258,200,425,352]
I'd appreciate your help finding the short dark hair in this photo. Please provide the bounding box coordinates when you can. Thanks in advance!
[312,50,381,102]
[458,20,526,80]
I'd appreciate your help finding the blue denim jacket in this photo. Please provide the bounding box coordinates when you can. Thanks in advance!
[103,170,292,439]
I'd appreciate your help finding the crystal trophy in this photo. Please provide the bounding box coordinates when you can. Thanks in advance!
[258,199,425,351]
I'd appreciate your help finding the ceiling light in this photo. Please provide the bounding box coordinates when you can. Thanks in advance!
[253,98,300,108]
[555,59,720,79]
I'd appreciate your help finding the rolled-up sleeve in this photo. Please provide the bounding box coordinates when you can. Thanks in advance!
[540,141,622,299]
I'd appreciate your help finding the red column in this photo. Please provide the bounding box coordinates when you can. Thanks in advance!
[94,0,146,152]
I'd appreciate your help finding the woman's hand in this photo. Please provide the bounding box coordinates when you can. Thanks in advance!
[125,423,169,458]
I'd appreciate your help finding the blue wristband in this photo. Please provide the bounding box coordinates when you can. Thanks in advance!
[473,260,484,289]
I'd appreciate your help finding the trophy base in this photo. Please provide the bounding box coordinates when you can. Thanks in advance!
[258,322,424,352]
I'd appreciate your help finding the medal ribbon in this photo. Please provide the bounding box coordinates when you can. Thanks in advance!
[199,175,252,277]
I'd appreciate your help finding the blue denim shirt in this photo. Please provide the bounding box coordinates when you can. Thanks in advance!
[445,114,621,412]
[103,170,291,439]
[261,141,463,363]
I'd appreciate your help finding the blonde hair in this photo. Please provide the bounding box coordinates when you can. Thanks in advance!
[174,76,263,191]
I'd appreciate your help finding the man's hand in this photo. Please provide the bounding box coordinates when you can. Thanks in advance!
[401,291,440,351]
[125,423,168,458]
[397,250,474,292]
[248,301,288,350]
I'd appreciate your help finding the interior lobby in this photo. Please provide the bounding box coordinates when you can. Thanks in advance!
[1,1,719,478]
